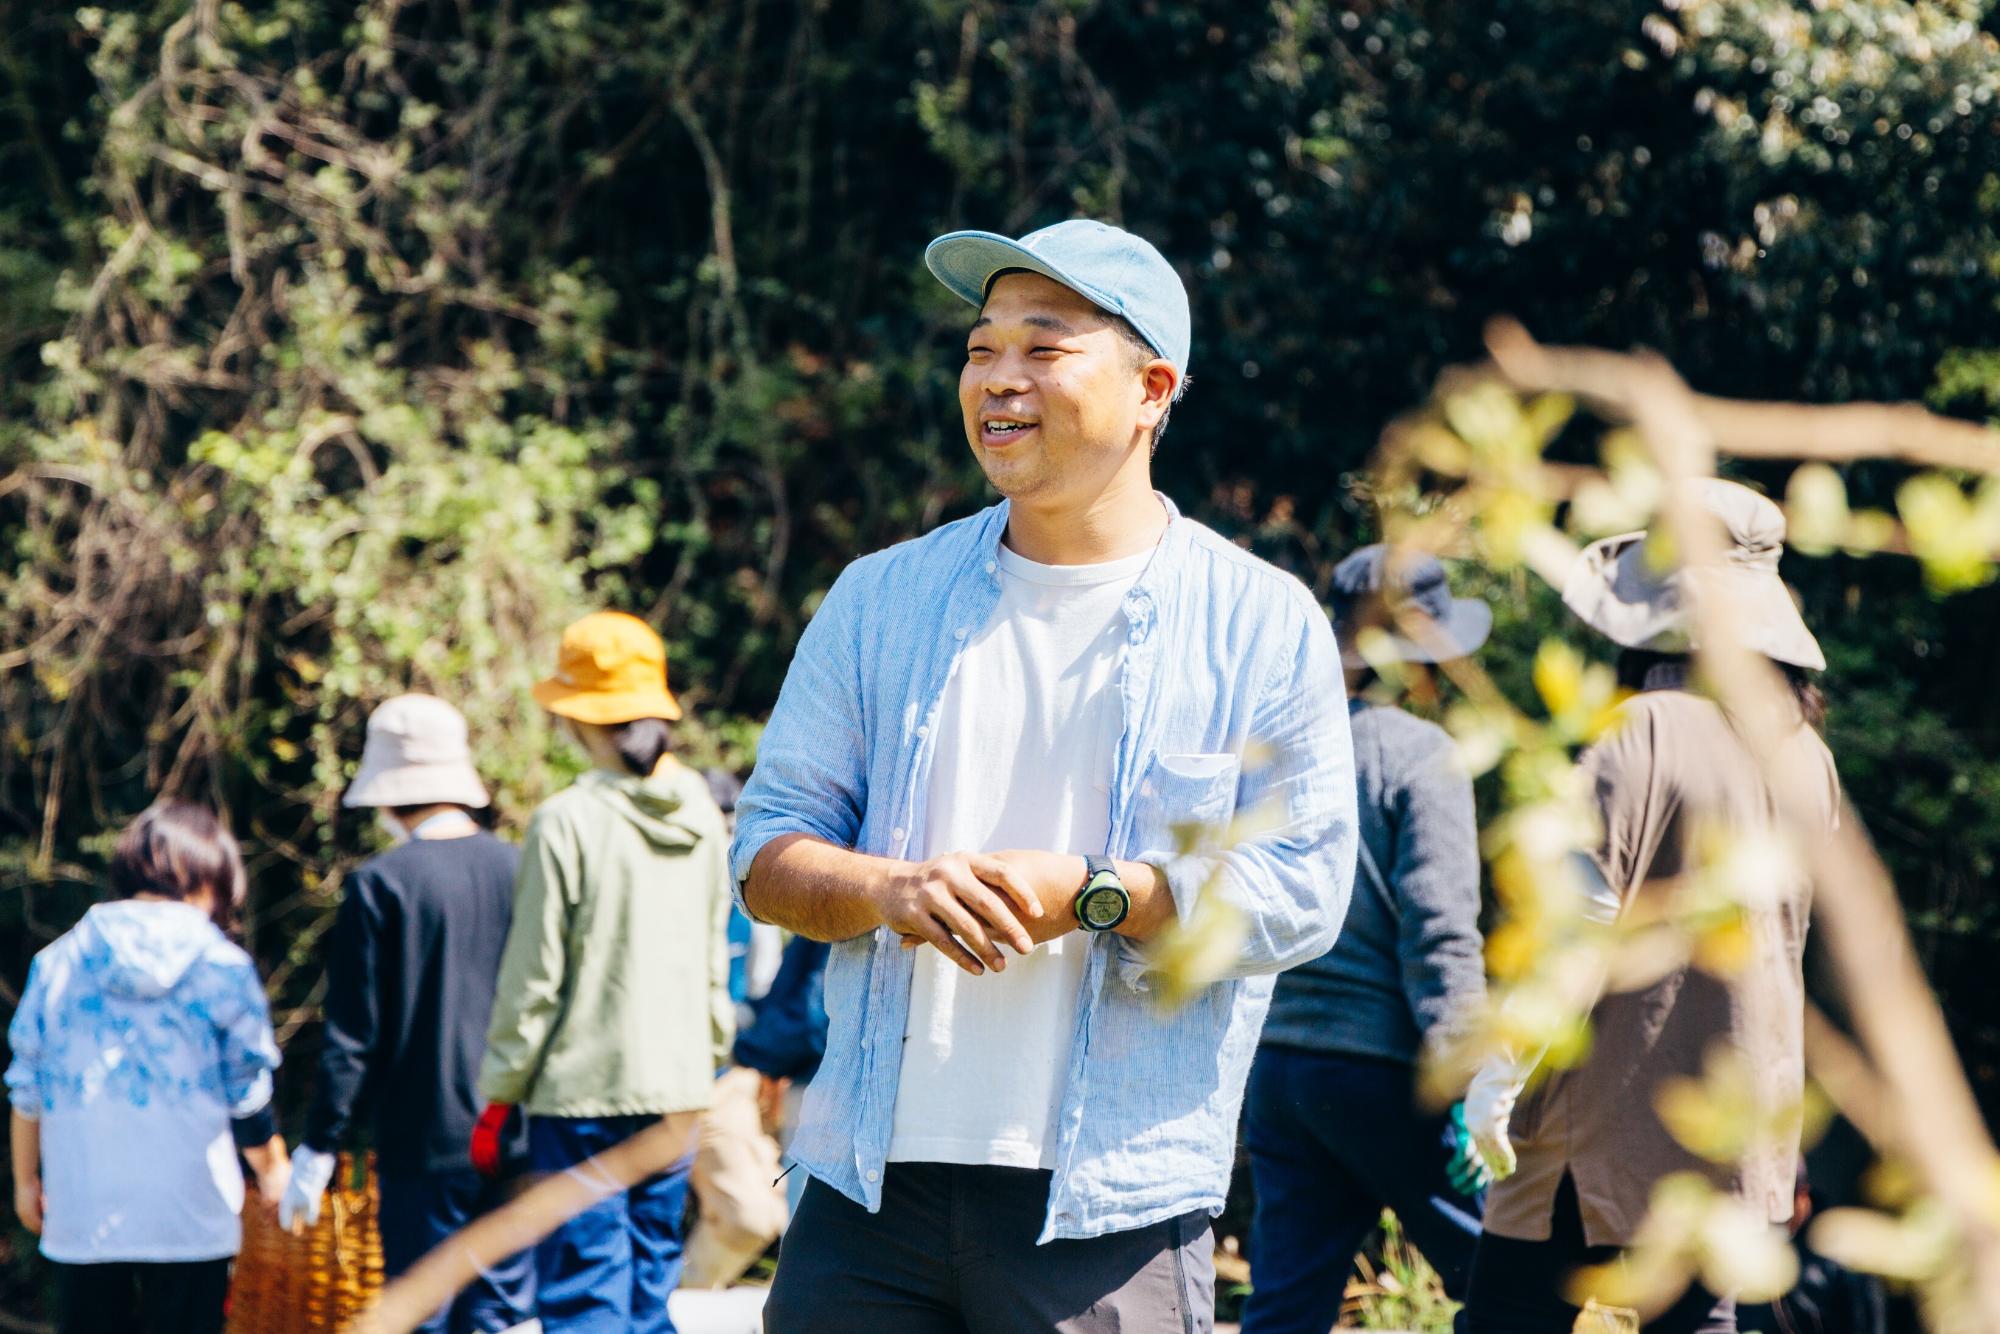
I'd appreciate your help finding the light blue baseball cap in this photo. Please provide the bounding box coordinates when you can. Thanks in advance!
[925,219,1192,374]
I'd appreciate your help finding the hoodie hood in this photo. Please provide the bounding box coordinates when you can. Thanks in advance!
[77,900,229,999]
[574,764,705,851]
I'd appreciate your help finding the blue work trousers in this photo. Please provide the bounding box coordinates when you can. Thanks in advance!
[377,1168,537,1334]
[1240,1045,1483,1334]
[528,1114,693,1334]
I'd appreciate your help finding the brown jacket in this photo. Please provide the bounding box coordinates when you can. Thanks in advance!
[1483,684,1839,1246]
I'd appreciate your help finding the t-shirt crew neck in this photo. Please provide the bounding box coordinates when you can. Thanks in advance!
[993,543,1156,586]
[886,537,1155,1171]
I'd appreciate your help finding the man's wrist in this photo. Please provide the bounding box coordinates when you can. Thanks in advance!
[866,856,914,930]
[1109,859,1173,940]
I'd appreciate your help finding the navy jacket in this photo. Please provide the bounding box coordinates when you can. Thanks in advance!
[731,935,828,1083]
[303,832,527,1174]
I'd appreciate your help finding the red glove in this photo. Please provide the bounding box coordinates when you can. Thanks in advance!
[470,1103,514,1177]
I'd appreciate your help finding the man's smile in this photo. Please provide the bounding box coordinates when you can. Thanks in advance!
[979,413,1040,448]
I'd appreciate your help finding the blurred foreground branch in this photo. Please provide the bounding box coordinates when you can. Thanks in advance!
[1487,320,2000,475]
[1484,318,2000,1331]
[350,1114,698,1334]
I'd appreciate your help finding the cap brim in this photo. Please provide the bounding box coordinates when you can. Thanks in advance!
[1339,598,1494,668]
[924,231,1179,369]
[532,677,683,724]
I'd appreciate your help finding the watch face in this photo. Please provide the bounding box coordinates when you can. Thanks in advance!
[1079,883,1127,930]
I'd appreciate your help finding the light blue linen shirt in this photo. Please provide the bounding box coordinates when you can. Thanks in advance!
[730,495,1357,1241]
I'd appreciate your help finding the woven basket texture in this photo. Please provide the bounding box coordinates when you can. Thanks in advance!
[227,1152,384,1332]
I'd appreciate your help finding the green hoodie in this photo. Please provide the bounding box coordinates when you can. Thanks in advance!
[478,759,734,1117]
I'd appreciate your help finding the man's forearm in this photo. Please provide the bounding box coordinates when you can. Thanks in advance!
[750,838,1171,941]
[1111,859,1173,941]
[743,834,895,941]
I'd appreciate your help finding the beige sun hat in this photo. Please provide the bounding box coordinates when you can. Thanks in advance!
[343,694,491,809]
[1561,478,1825,671]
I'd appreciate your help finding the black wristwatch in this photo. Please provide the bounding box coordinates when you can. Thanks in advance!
[1073,855,1131,932]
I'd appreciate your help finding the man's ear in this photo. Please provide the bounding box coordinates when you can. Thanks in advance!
[1138,360,1178,425]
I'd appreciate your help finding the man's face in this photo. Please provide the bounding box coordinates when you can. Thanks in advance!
[958,271,1171,506]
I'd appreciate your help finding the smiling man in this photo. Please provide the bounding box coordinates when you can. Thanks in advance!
[731,219,1358,1333]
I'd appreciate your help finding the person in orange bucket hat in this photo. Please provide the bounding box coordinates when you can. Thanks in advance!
[475,611,732,1334]
[529,610,685,726]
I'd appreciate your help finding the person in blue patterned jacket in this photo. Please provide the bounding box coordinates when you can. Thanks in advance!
[7,801,289,1334]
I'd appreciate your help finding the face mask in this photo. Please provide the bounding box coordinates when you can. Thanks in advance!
[376,811,411,846]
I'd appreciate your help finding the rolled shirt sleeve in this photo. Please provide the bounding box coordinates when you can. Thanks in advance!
[730,565,871,902]
[1134,588,1358,981]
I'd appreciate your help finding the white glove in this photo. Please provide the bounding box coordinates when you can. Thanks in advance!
[1461,1059,1525,1181]
[280,1145,338,1232]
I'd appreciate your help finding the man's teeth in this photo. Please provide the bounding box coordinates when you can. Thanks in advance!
[988,421,1033,434]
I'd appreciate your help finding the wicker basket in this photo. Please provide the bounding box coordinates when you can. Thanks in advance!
[228,1152,385,1333]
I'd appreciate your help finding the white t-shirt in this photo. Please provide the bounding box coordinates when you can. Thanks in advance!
[887,542,1152,1169]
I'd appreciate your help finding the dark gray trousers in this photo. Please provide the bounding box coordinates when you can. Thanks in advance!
[764,1163,1214,1334]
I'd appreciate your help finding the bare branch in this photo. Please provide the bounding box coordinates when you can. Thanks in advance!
[1487,317,2000,474]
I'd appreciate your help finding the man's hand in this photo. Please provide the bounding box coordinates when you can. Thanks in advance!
[987,851,1092,944]
[13,1178,41,1235]
[757,1075,790,1135]
[876,852,1050,974]
[896,851,1093,962]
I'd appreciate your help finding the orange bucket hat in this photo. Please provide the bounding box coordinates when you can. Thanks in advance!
[532,611,683,725]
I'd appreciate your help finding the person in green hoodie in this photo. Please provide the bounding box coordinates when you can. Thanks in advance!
[472,610,734,1334]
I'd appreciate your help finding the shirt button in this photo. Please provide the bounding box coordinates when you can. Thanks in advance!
[892,827,907,842]
[865,1169,880,1183]
[917,724,929,738]
[985,560,997,574]
[954,626,969,640]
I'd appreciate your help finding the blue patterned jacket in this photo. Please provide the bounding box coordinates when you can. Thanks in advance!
[6,900,279,1262]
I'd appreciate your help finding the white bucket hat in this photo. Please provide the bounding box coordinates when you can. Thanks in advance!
[1561,478,1825,671]
[343,694,491,809]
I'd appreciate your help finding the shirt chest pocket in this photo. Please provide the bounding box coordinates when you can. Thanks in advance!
[1136,752,1243,855]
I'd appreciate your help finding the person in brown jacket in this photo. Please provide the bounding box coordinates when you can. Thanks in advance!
[1461,479,1841,1334]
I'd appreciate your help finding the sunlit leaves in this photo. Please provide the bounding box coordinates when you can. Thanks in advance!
[1570,1174,1799,1315]
[1532,639,1628,744]
[1784,462,1906,560]
[1568,430,1663,538]
[1898,472,2000,593]
[1145,877,1249,1012]
[1416,384,1575,569]
[1656,1046,1830,1166]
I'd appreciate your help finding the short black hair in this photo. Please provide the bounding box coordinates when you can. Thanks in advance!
[109,801,247,931]
[1109,318,1185,454]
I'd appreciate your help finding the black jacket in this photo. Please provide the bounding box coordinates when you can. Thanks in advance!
[302,831,527,1174]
